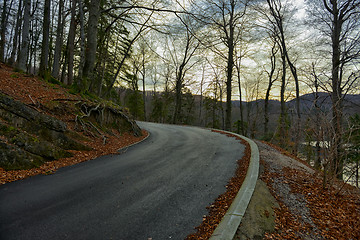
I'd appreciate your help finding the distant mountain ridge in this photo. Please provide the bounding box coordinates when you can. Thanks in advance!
[232,92,360,115]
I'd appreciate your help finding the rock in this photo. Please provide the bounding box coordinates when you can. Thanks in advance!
[0,93,91,170]
[0,122,73,160]
[0,139,45,170]
[0,93,66,132]
[0,92,140,171]
[233,179,279,240]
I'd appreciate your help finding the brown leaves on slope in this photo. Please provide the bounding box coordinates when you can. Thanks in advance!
[283,168,360,240]
[0,63,80,105]
[261,144,360,240]
[185,130,251,240]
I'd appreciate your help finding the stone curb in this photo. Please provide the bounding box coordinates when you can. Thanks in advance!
[209,131,260,240]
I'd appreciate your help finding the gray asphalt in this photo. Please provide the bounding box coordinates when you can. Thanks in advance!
[0,122,245,240]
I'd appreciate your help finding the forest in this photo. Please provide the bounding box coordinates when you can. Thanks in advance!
[0,0,359,187]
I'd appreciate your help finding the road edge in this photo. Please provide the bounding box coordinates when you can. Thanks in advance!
[209,132,260,240]
[117,130,150,153]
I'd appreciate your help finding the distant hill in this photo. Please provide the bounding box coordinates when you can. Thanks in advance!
[287,92,360,115]
[232,92,360,116]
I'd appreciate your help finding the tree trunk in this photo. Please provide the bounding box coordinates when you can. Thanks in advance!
[77,0,85,84]
[82,0,101,86]
[29,19,36,74]
[142,59,146,121]
[199,66,205,126]
[0,0,7,62]
[212,87,217,129]
[225,34,234,131]
[16,0,31,72]
[52,0,64,79]
[173,65,184,124]
[39,0,50,76]
[8,0,22,66]
[66,0,77,85]
[285,50,300,154]
[279,46,287,148]
[314,68,322,170]
[329,0,343,179]
[224,0,236,131]
[264,45,276,137]
[235,59,245,135]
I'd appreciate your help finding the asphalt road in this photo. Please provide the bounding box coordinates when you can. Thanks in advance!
[0,122,245,240]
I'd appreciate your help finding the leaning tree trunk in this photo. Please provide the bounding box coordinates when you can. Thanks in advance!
[285,50,300,155]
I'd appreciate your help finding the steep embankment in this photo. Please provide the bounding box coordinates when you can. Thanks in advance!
[234,141,360,240]
[0,63,147,184]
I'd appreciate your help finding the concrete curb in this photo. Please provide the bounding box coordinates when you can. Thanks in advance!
[209,132,260,240]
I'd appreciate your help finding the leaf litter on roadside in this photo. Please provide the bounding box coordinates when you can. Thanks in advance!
[261,143,360,240]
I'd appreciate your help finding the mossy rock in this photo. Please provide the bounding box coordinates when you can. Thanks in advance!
[0,122,72,161]
[0,139,45,170]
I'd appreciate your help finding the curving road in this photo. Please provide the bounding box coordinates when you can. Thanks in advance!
[0,122,245,240]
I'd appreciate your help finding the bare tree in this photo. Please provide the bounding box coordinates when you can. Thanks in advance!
[170,16,200,124]
[307,0,360,178]
[324,0,360,178]
[195,0,249,130]
[265,0,301,150]
[264,36,279,137]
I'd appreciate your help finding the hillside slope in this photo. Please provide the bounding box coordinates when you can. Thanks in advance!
[0,63,147,184]
[234,141,360,240]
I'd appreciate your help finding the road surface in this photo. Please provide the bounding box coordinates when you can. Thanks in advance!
[0,122,245,240]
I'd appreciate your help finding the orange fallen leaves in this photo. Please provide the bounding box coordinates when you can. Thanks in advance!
[262,156,360,240]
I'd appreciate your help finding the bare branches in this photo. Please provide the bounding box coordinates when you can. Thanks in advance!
[323,0,333,14]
